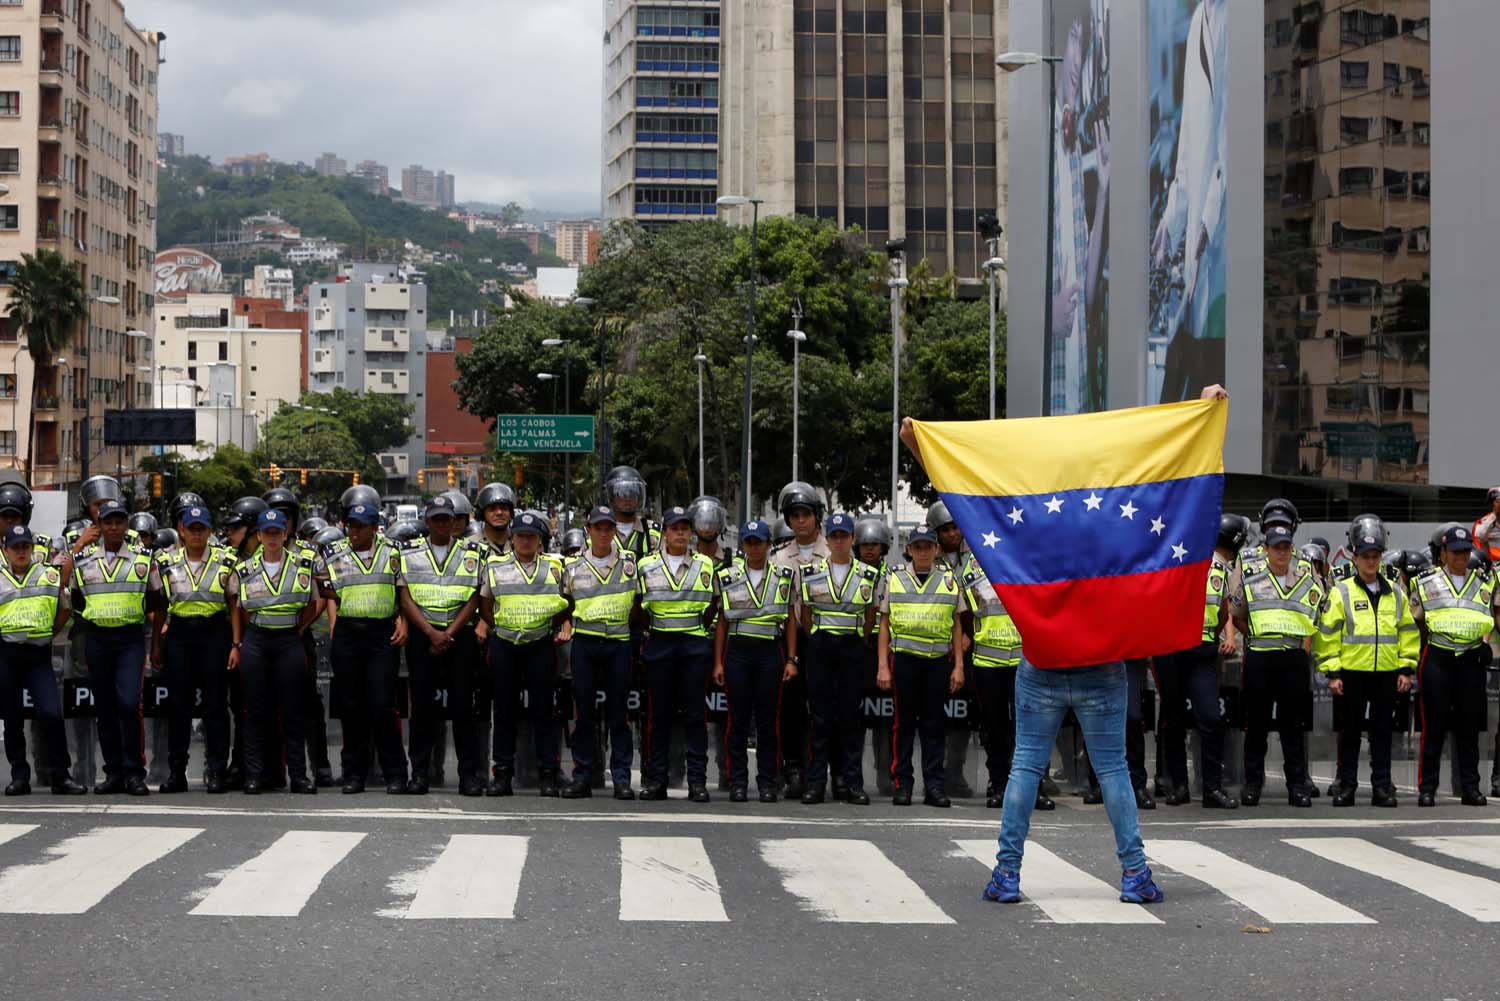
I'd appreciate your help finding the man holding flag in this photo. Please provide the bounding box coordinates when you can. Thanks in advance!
[902,385,1230,908]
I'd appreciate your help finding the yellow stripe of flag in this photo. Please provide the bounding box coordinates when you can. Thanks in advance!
[911,399,1227,497]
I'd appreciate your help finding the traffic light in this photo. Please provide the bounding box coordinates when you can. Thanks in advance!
[352,471,360,485]
[300,468,308,486]
[269,463,281,483]
[513,462,523,487]
[446,463,457,488]
[151,473,162,499]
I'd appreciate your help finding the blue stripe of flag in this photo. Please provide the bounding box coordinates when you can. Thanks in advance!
[941,473,1224,586]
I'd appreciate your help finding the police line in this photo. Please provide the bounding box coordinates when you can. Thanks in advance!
[16,678,1426,733]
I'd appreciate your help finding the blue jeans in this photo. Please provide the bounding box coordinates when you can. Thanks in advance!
[996,659,1146,873]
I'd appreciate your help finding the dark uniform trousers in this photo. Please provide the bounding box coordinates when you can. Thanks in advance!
[723,636,783,792]
[488,635,559,775]
[0,642,71,784]
[163,614,231,777]
[331,617,407,784]
[890,651,948,795]
[778,625,811,779]
[642,632,710,788]
[805,632,866,793]
[1335,670,1399,792]
[1418,646,1489,795]
[1153,643,1227,793]
[1084,659,1149,792]
[1241,647,1311,790]
[301,630,332,776]
[240,626,308,782]
[972,664,1017,793]
[869,647,893,793]
[569,634,632,786]
[407,627,482,785]
[84,625,147,780]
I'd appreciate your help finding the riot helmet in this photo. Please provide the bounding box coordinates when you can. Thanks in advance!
[604,465,647,516]
[777,480,824,521]
[1216,514,1251,555]
[1347,513,1385,552]
[561,528,586,556]
[128,512,158,538]
[0,482,33,522]
[1401,549,1432,581]
[687,495,728,540]
[80,475,124,509]
[313,525,346,552]
[337,484,381,521]
[772,516,794,546]
[169,491,207,527]
[152,528,179,551]
[438,489,474,521]
[1429,522,1463,564]
[298,516,329,542]
[854,516,892,555]
[1259,498,1300,531]
[223,496,269,530]
[476,482,517,513]
[925,500,956,531]
[386,521,420,545]
[262,487,300,523]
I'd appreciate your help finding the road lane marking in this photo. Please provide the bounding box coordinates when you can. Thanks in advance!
[0,824,37,848]
[761,838,953,924]
[398,834,529,919]
[1404,835,1500,872]
[1286,836,1500,922]
[0,825,201,914]
[191,830,364,916]
[1145,839,1373,924]
[619,836,728,922]
[955,840,1161,924]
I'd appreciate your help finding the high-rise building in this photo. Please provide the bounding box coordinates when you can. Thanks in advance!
[401,163,434,205]
[436,169,456,209]
[1006,1,1492,515]
[307,262,429,488]
[0,0,162,488]
[352,158,388,195]
[716,0,1009,280]
[554,219,599,266]
[314,151,347,177]
[157,130,183,157]
[602,0,722,223]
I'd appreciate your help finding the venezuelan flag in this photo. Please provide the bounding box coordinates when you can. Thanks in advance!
[910,399,1227,668]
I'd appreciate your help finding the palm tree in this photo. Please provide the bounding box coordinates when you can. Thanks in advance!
[6,249,88,484]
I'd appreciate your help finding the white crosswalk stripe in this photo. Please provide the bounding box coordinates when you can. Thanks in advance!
[191,831,365,917]
[0,824,36,849]
[0,825,202,914]
[954,839,1161,924]
[1403,835,1500,873]
[1145,839,1374,924]
[398,834,529,920]
[619,836,728,922]
[1286,837,1500,922]
[761,838,953,924]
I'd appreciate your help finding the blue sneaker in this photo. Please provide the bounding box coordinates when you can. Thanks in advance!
[1119,866,1164,904]
[982,866,1021,903]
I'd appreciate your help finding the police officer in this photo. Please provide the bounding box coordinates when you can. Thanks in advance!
[398,494,485,796]
[148,505,234,793]
[0,483,61,567]
[320,501,410,794]
[854,515,895,794]
[475,482,517,558]
[689,495,733,788]
[713,518,797,803]
[71,497,157,795]
[1154,514,1243,809]
[1315,517,1420,807]
[67,475,140,554]
[1472,486,1500,564]
[797,512,879,805]
[128,512,158,544]
[479,511,567,797]
[438,489,474,532]
[298,517,329,544]
[1228,520,1321,807]
[1410,525,1493,807]
[227,508,319,794]
[877,524,964,807]
[264,487,335,788]
[0,523,85,795]
[771,481,827,799]
[605,466,659,558]
[637,506,718,801]
[1332,514,1402,587]
[959,533,1057,812]
[560,506,639,799]
[560,529,586,558]
[927,502,978,799]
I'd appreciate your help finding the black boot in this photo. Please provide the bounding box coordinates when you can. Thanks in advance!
[782,769,805,800]
[538,770,561,798]
[1165,784,1192,806]
[486,770,514,797]
[561,778,592,799]
[50,777,86,795]
[159,771,188,794]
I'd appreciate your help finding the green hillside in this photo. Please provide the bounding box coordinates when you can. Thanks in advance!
[156,155,562,319]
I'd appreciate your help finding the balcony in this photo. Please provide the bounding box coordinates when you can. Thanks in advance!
[37,173,63,198]
[363,326,410,353]
[34,395,59,413]
[40,0,65,30]
[310,348,336,374]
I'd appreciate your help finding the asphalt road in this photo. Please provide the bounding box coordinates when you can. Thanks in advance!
[0,791,1497,1001]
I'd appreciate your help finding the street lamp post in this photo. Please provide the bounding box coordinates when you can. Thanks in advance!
[78,293,120,481]
[983,252,1007,420]
[693,346,708,497]
[786,303,807,482]
[537,372,559,509]
[997,51,1064,414]
[542,338,575,530]
[887,244,908,535]
[716,194,762,523]
[572,296,606,470]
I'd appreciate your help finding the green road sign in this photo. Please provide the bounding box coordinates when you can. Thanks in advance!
[496,414,596,453]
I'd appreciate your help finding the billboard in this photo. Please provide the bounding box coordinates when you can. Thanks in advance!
[153,248,223,301]
[1045,0,1110,415]
[1148,0,1227,402]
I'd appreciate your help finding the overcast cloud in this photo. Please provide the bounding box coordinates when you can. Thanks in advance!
[129,0,604,212]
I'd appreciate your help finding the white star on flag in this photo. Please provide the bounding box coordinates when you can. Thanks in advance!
[1119,500,1138,520]
[1149,517,1165,536]
[981,531,1000,549]
[1007,506,1025,526]
[1083,491,1103,511]
[1044,496,1064,514]
[1171,542,1188,562]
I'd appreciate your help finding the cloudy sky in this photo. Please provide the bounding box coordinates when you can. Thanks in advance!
[129,0,604,211]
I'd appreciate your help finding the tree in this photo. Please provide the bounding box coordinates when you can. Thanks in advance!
[140,444,266,518]
[255,405,381,497]
[5,250,89,483]
[498,201,524,227]
[298,388,415,457]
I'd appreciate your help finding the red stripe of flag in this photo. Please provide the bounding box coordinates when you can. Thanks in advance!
[994,560,1211,668]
